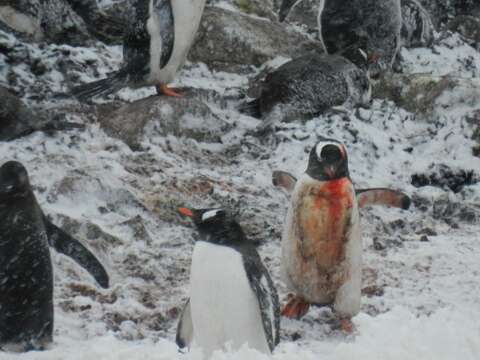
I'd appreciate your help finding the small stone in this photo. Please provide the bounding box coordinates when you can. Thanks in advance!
[420,235,429,242]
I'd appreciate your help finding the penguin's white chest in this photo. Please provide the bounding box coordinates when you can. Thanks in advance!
[147,0,206,84]
[189,241,270,356]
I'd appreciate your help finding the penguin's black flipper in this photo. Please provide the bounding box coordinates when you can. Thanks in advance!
[176,299,194,350]
[157,0,175,68]
[272,170,297,194]
[238,99,262,119]
[44,216,110,288]
[71,69,130,101]
[243,252,281,352]
[356,188,411,210]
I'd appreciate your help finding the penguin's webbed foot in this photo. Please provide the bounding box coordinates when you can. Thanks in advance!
[281,295,310,319]
[336,317,355,334]
[156,84,183,98]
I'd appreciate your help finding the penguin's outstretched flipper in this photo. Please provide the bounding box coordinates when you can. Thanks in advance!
[71,69,130,101]
[44,216,110,288]
[176,299,194,350]
[272,170,410,210]
[272,170,297,194]
[356,188,411,210]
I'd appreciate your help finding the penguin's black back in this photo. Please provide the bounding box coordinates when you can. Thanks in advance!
[0,192,53,349]
[258,53,351,116]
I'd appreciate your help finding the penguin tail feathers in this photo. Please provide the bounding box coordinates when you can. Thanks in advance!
[71,70,129,101]
[238,99,262,118]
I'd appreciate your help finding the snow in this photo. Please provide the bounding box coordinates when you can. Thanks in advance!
[0,8,480,360]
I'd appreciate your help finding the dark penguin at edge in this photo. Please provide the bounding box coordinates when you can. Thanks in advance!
[0,161,109,352]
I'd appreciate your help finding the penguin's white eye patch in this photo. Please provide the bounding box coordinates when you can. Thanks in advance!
[315,142,344,159]
[201,209,223,221]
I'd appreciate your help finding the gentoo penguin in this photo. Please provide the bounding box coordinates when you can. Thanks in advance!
[0,161,109,352]
[0,86,83,141]
[240,52,371,122]
[279,0,402,76]
[272,170,411,210]
[176,207,280,356]
[280,138,361,330]
[72,0,207,100]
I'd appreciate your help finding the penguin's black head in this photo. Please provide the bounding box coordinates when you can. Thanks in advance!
[0,161,31,198]
[178,207,245,244]
[306,138,349,181]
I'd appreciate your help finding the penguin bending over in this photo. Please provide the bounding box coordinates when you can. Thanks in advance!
[272,170,411,210]
[240,53,371,122]
[72,0,207,100]
[176,207,280,356]
[0,161,109,352]
[280,138,363,331]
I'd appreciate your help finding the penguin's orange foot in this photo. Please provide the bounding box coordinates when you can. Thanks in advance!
[281,295,310,319]
[339,318,354,334]
[156,84,183,97]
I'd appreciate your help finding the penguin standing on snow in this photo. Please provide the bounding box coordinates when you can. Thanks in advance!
[176,207,280,356]
[72,0,207,100]
[0,161,109,352]
[280,138,362,331]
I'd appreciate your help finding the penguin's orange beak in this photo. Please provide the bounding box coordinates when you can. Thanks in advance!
[178,207,194,217]
[324,165,337,179]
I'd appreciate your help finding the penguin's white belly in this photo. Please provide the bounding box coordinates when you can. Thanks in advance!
[190,241,270,356]
[147,0,206,84]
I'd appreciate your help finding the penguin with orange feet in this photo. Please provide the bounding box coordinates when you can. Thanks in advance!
[278,137,409,332]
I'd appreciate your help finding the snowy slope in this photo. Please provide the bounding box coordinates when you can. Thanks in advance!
[1,5,480,360]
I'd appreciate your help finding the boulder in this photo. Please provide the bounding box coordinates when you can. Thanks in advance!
[416,0,479,28]
[234,0,277,21]
[189,6,321,70]
[448,15,480,50]
[98,94,232,149]
[0,0,126,45]
[0,86,83,141]
[372,73,457,115]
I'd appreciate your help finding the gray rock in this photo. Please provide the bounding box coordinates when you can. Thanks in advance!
[416,0,479,28]
[372,73,461,116]
[0,86,83,141]
[283,0,320,37]
[0,0,125,44]
[234,0,277,21]
[98,95,232,149]
[448,15,480,49]
[189,6,321,70]
[52,213,124,249]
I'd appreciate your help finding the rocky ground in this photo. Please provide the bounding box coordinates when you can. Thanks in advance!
[0,0,479,359]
